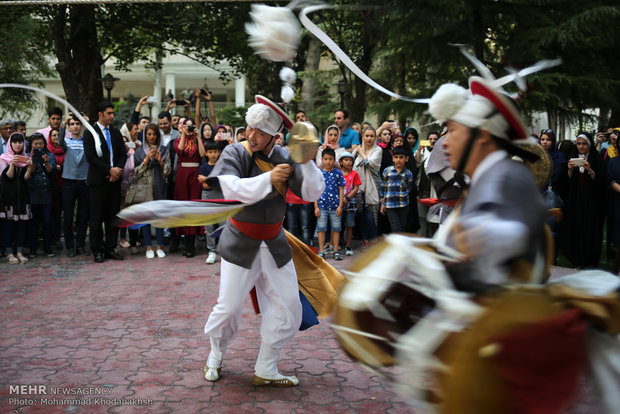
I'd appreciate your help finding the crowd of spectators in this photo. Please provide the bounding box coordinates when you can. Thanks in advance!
[0,94,618,273]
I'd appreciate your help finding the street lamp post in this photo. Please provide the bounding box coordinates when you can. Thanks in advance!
[101,73,120,103]
[337,78,345,108]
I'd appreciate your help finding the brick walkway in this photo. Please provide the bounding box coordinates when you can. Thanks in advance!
[0,242,601,413]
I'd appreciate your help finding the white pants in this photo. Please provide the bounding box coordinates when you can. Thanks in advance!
[204,242,302,377]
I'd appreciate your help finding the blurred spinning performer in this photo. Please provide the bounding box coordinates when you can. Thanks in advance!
[202,96,325,386]
[430,76,547,290]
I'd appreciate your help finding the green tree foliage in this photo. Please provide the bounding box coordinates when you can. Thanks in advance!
[0,8,54,119]
[363,0,620,134]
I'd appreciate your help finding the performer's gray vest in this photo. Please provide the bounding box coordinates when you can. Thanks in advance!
[209,143,305,269]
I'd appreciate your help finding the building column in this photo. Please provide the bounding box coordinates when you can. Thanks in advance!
[235,76,245,107]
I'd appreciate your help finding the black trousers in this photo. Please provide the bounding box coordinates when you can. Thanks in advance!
[89,180,121,253]
[63,179,90,250]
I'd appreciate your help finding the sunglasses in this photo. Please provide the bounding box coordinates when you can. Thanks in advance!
[541,129,554,134]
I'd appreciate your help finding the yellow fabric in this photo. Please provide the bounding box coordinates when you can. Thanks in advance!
[241,141,287,197]
[286,230,345,318]
[608,144,618,159]
[240,141,345,319]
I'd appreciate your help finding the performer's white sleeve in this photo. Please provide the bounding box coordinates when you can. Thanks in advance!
[459,213,529,284]
[217,173,273,204]
[300,161,325,202]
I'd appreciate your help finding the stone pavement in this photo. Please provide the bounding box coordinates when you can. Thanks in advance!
[0,241,602,413]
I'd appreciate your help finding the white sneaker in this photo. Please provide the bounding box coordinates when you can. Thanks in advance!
[145,249,155,259]
[156,248,166,258]
[205,251,217,264]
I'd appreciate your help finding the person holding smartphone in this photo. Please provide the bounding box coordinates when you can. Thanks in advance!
[27,133,57,258]
[0,132,34,263]
[561,133,606,268]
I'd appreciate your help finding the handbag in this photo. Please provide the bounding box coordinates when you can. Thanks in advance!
[124,173,153,206]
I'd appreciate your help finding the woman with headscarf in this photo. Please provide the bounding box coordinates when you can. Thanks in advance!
[352,126,383,247]
[404,127,419,155]
[47,128,65,249]
[316,125,344,168]
[131,124,171,259]
[0,133,33,263]
[602,128,620,261]
[173,117,206,257]
[539,129,568,200]
[119,122,140,251]
[560,132,606,268]
[538,130,567,261]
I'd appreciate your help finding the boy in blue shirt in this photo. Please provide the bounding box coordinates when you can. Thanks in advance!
[198,140,223,265]
[380,147,414,233]
[314,148,345,260]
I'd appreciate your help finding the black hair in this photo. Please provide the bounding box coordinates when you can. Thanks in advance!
[295,110,307,117]
[540,129,557,148]
[205,139,221,152]
[30,132,45,144]
[139,116,150,122]
[10,132,25,143]
[335,109,349,119]
[392,147,408,157]
[322,148,336,159]
[158,111,171,122]
[48,107,63,117]
[143,124,161,147]
[14,120,26,128]
[96,101,114,114]
[404,127,418,141]
[427,131,440,139]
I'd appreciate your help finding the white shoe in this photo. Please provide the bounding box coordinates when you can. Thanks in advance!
[205,251,217,264]
[156,248,166,258]
[203,366,221,382]
[145,249,155,259]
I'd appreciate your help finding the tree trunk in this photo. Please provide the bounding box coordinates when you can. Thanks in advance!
[51,5,103,120]
[300,37,321,113]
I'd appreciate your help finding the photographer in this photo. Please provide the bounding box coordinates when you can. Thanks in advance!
[172,117,206,258]
[27,133,57,258]
[596,128,614,153]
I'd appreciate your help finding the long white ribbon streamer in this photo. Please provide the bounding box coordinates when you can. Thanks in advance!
[0,83,103,156]
[298,5,430,104]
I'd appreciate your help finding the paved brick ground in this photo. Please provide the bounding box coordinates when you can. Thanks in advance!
[0,241,602,413]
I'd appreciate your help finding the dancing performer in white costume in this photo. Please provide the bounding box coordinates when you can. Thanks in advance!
[203,96,324,387]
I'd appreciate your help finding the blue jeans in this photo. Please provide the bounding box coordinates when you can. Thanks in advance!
[142,225,164,248]
[316,209,341,232]
[286,203,313,244]
[62,179,90,250]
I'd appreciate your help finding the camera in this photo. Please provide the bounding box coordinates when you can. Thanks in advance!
[187,125,195,133]
[146,96,157,104]
[200,89,212,97]
[174,99,186,106]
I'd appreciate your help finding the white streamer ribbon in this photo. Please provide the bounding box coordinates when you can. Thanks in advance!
[0,83,103,157]
[298,5,429,104]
